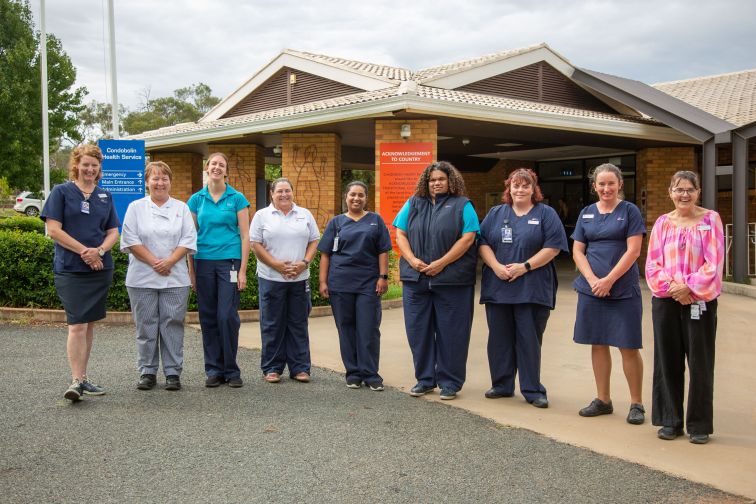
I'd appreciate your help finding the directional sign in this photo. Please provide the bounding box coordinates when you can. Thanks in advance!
[98,139,145,229]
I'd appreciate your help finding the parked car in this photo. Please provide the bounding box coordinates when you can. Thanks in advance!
[14,191,45,217]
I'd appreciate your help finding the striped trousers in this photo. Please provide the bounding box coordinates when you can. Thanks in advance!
[127,286,190,376]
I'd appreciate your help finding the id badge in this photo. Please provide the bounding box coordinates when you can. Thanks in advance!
[501,226,513,244]
[699,300,707,312]
[229,269,238,283]
[332,236,339,252]
[80,201,90,214]
[690,303,700,320]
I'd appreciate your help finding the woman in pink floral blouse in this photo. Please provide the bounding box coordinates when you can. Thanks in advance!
[645,170,725,445]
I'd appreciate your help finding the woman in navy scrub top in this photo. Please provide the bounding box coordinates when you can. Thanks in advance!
[479,168,567,408]
[318,181,392,391]
[572,163,646,424]
[41,144,120,402]
[393,161,479,401]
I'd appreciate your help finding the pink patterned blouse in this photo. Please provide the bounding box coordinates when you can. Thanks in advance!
[645,210,725,302]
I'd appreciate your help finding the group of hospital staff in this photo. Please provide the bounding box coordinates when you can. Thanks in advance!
[42,145,724,445]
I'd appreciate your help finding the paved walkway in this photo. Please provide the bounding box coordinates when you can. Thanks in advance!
[239,265,756,499]
[0,324,745,503]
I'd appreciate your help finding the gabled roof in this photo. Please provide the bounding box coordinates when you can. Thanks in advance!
[283,49,412,82]
[653,69,756,127]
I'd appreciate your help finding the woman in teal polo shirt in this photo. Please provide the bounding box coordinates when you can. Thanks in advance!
[188,152,250,388]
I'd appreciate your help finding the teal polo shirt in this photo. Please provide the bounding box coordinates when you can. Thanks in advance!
[187,184,249,260]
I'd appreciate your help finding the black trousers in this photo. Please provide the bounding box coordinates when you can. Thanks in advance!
[651,297,717,435]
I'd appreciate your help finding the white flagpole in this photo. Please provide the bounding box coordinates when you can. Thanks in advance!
[106,0,119,139]
[40,0,50,197]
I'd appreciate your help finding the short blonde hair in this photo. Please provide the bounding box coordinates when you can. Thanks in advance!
[145,161,172,181]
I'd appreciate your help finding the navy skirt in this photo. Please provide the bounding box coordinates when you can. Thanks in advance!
[573,292,643,349]
[54,270,114,324]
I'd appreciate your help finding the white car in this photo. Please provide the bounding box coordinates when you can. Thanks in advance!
[13,191,45,217]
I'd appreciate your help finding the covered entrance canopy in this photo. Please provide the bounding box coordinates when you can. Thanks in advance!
[131,43,754,281]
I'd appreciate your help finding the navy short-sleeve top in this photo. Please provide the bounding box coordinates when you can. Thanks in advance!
[318,212,392,294]
[479,203,568,308]
[571,200,646,299]
[41,181,120,273]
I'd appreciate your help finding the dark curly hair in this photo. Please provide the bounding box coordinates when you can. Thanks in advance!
[502,168,544,205]
[414,161,467,198]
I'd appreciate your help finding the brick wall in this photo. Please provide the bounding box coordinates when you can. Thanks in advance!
[150,152,203,203]
[281,133,341,230]
[464,159,535,219]
[637,147,697,227]
[208,143,265,212]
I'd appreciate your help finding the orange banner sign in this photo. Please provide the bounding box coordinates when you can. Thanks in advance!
[378,142,434,250]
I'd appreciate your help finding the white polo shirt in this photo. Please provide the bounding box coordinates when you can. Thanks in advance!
[249,203,320,282]
[121,196,197,289]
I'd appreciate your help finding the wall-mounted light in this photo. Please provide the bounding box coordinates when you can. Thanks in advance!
[273,145,282,155]
[461,138,470,146]
[289,73,297,85]
[400,123,411,139]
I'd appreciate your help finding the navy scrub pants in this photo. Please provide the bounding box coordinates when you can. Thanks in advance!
[485,302,550,402]
[651,297,717,435]
[330,291,382,385]
[194,259,241,380]
[258,277,312,376]
[402,277,474,392]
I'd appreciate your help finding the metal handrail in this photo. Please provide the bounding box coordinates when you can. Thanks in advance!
[725,222,756,278]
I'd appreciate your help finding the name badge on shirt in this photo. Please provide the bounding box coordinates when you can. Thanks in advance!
[230,269,238,283]
[697,224,711,231]
[527,219,540,225]
[501,226,513,244]
[80,201,90,214]
[98,193,107,200]
[583,214,595,219]
[332,236,340,252]
[690,303,700,320]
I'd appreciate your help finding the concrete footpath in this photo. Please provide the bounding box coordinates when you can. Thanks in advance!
[239,267,756,499]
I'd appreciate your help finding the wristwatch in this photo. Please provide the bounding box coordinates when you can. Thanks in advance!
[302,259,310,266]
[97,247,105,257]
[524,261,532,272]
[379,274,389,280]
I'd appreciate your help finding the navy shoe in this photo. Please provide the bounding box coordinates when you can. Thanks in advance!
[657,426,684,440]
[346,378,362,389]
[367,382,384,392]
[227,377,243,388]
[205,375,224,388]
[689,433,710,444]
[439,389,457,400]
[409,383,434,397]
[484,388,513,399]
[530,397,549,409]
[81,378,106,396]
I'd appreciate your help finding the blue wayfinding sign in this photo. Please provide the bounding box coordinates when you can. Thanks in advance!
[98,139,145,229]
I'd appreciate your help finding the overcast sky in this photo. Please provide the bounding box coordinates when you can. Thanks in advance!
[30,0,756,110]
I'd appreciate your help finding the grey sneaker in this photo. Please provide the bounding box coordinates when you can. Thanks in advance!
[439,389,457,400]
[81,378,106,396]
[626,403,645,425]
[64,379,83,402]
[579,398,613,417]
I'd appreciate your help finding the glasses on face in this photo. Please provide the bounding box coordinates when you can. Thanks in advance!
[671,188,698,195]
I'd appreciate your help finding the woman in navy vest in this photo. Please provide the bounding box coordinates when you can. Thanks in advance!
[318,181,392,391]
[392,161,479,400]
[479,168,568,408]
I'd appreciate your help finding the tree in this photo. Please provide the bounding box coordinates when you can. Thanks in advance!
[0,0,86,191]
[123,83,220,135]
[79,100,127,142]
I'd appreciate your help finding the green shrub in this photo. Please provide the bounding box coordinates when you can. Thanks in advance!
[0,216,45,234]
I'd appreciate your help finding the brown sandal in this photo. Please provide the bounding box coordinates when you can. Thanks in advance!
[292,372,310,383]
[264,372,281,383]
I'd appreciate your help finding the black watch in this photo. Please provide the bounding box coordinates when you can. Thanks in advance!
[524,261,532,272]
[379,274,389,280]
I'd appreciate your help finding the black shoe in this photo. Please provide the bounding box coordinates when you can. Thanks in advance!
[626,403,645,425]
[409,383,434,397]
[689,433,710,444]
[137,374,157,390]
[484,388,513,399]
[530,397,549,408]
[439,389,457,400]
[165,375,181,391]
[368,382,384,392]
[579,398,613,417]
[346,378,362,389]
[205,375,224,388]
[657,426,684,440]
[227,377,243,388]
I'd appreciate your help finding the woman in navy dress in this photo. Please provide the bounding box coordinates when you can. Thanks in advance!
[318,181,392,391]
[479,168,567,408]
[572,163,646,424]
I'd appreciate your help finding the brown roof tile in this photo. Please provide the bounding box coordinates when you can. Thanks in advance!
[283,49,412,82]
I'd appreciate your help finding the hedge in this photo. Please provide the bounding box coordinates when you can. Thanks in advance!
[0,216,45,234]
[0,230,329,311]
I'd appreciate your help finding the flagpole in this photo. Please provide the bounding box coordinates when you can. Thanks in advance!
[106,0,119,139]
[40,0,50,197]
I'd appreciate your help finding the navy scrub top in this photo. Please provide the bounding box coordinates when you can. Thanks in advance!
[571,200,646,299]
[318,212,392,294]
[41,181,120,273]
[479,203,568,308]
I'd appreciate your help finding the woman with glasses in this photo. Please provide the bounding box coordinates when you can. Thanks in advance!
[645,171,724,444]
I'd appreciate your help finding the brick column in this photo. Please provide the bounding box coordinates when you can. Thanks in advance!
[374,119,438,215]
[637,147,696,227]
[207,143,265,211]
[150,152,203,203]
[464,159,534,219]
[281,133,341,230]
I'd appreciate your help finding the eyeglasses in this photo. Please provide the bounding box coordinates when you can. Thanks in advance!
[671,188,698,195]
